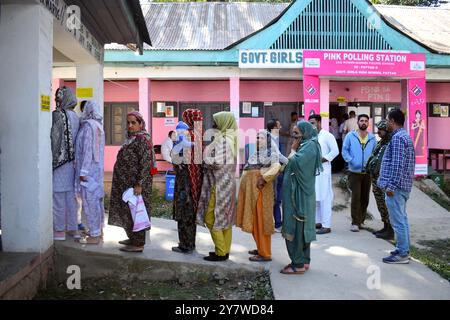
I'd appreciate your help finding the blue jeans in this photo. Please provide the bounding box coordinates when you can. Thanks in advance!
[385,190,410,256]
[273,173,283,228]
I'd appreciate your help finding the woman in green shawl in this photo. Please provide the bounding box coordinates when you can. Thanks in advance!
[281,120,322,274]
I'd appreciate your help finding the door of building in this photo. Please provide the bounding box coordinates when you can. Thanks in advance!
[265,102,300,155]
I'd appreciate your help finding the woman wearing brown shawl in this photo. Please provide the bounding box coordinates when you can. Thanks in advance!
[108,111,156,252]
[171,109,204,254]
[236,130,287,262]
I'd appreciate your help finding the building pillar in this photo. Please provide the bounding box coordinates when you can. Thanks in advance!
[320,78,330,131]
[139,78,151,131]
[76,63,104,116]
[0,3,53,252]
[230,77,240,174]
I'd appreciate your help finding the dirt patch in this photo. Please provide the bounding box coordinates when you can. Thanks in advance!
[34,271,273,300]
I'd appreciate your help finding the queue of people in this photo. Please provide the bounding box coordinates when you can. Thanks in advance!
[51,85,415,268]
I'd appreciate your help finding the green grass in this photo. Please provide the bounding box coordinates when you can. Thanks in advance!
[150,189,173,219]
[410,239,450,282]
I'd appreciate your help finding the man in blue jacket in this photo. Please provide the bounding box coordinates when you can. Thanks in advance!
[342,114,377,232]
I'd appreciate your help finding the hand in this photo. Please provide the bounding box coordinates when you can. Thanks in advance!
[80,176,88,182]
[291,138,301,151]
[321,157,328,163]
[134,185,142,196]
[256,177,266,190]
[386,190,394,197]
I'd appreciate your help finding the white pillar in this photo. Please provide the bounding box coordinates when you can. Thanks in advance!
[76,63,104,116]
[0,3,53,252]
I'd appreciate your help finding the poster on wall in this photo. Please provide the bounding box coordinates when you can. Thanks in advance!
[303,75,320,118]
[408,78,428,176]
[441,105,449,117]
[243,102,252,114]
[165,105,174,117]
[433,104,441,115]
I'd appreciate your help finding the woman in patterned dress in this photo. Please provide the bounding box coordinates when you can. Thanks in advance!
[108,111,155,253]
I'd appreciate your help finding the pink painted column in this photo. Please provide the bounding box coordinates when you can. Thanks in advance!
[303,75,321,119]
[230,77,240,174]
[320,78,330,130]
[139,78,151,131]
[51,78,64,111]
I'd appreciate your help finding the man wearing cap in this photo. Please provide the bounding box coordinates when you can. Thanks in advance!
[366,120,393,240]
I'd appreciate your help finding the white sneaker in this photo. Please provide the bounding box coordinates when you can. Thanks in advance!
[53,231,66,241]
[275,227,282,233]
[350,225,360,232]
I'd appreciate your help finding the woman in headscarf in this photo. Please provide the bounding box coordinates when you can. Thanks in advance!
[197,111,237,261]
[74,101,105,245]
[171,109,204,254]
[108,111,156,252]
[280,121,322,274]
[51,86,80,241]
[236,130,288,262]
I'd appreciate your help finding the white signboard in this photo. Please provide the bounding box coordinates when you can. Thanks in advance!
[164,118,177,126]
[239,50,303,69]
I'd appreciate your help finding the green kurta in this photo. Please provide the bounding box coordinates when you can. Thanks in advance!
[282,123,322,245]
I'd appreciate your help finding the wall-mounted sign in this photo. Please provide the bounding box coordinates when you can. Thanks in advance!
[76,87,93,98]
[41,95,50,112]
[242,102,252,114]
[336,96,346,103]
[441,105,449,117]
[303,50,425,78]
[433,104,441,115]
[239,50,303,69]
[164,118,177,126]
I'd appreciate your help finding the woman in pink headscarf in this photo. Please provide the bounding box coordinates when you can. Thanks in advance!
[108,111,156,252]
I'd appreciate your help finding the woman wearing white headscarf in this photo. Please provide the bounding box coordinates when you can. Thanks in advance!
[51,86,80,241]
[74,101,105,244]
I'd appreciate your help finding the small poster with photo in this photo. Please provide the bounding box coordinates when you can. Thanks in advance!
[156,102,166,113]
[165,105,174,117]
[433,104,441,115]
[243,102,251,114]
[441,105,449,117]
[251,106,259,118]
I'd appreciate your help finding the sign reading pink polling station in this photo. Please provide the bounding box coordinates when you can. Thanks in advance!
[303,50,426,78]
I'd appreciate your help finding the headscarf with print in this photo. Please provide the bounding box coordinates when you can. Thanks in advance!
[51,86,78,170]
[182,108,204,212]
[124,111,156,174]
[244,130,285,170]
[80,101,104,163]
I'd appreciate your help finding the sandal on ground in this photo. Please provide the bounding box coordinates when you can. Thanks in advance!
[305,264,310,270]
[280,264,306,275]
[249,255,272,262]
[118,239,132,245]
[119,245,144,253]
[209,252,229,259]
[172,246,193,254]
[79,236,101,245]
[248,249,258,255]
[66,231,81,239]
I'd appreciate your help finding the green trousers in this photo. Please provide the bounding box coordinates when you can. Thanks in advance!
[285,220,311,268]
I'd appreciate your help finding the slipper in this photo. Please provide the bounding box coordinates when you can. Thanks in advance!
[249,255,272,262]
[280,264,305,275]
[118,239,132,245]
[248,249,258,255]
[79,236,101,245]
[119,245,144,253]
[305,264,310,270]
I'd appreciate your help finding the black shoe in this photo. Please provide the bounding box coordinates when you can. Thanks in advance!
[315,223,322,229]
[373,227,386,235]
[316,227,331,235]
[376,228,395,240]
[172,246,193,254]
[209,251,229,259]
[118,239,132,245]
[204,253,228,261]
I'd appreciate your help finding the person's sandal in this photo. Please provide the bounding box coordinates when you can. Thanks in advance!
[79,236,101,245]
[118,239,132,245]
[249,255,272,262]
[172,246,193,254]
[119,245,144,253]
[280,264,306,275]
[248,249,258,255]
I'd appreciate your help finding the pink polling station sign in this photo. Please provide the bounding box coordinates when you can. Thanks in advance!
[303,50,426,78]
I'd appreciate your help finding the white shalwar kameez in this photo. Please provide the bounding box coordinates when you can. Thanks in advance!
[315,129,339,228]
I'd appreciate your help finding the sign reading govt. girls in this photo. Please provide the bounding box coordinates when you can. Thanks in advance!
[239,50,303,69]
[303,50,425,78]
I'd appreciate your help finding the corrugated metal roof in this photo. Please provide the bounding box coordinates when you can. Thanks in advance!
[374,5,450,54]
[105,2,450,54]
[106,2,288,51]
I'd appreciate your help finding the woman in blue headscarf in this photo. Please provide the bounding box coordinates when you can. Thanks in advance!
[280,121,322,275]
